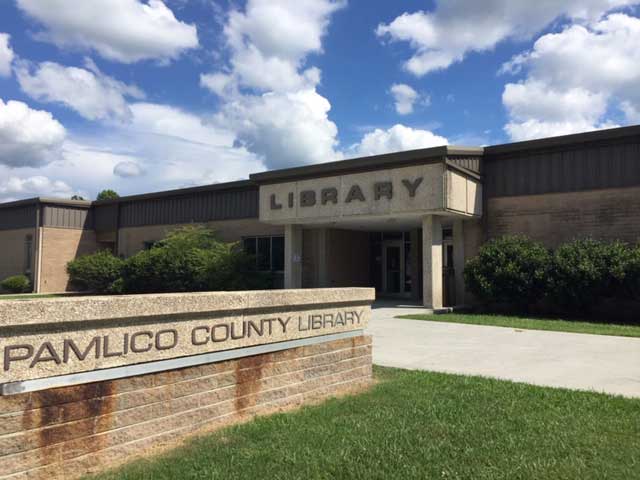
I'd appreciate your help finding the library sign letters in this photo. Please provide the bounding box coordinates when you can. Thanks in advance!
[259,163,445,223]
[0,289,372,385]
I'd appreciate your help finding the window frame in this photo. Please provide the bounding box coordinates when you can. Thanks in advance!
[242,235,285,273]
[24,234,33,275]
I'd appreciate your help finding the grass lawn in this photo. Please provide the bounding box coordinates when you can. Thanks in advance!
[398,313,640,338]
[91,367,640,480]
[0,293,64,301]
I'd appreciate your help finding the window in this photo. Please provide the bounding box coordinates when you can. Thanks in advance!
[24,235,33,274]
[243,236,285,272]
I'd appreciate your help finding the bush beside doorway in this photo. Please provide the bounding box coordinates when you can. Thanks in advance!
[67,226,272,294]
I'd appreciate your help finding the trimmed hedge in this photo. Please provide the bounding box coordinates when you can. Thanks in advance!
[465,235,640,315]
[1,274,31,294]
[464,236,550,310]
[549,239,630,311]
[68,226,271,295]
[67,249,125,293]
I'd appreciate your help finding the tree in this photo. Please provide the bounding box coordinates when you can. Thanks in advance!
[71,195,86,201]
[97,189,120,201]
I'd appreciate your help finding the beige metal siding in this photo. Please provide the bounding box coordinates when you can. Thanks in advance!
[119,187,259,228]
[485,139,640,198]
[94,203,119,232]
[42,205,93,229]
[447,155,482,173]
[0,205,37,231]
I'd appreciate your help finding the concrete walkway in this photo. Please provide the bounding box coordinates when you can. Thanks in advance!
[367,302,640,398]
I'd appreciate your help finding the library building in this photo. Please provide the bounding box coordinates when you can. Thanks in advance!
[1,125,639,308]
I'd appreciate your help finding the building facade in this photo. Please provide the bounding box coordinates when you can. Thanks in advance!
[1,125,639,307]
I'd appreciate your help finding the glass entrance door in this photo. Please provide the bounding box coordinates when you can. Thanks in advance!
[382,241,406,297]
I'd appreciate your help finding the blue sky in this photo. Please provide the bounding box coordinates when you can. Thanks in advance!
[0,0,639,202]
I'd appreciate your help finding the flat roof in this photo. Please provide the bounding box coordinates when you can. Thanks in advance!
[485,124,640,155]
[250,145,483,184]
[0,197,92,210]
[93,179,256,206]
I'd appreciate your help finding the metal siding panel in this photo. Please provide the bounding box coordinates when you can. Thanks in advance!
[0,205,37,230]
[114,186,259,227]
[530,154,540,195]
[212,193,220,220]
[94,204,114,232]
[233,191,240,218]
[509,157,518,196]
[588,147,599,190]
[42,206,50,227]
[601,145,613,188]
[626,142,640,187]
[564,150,577,192]
[495,160,505,197]
[612,144,624,187]
[486,135,640,198]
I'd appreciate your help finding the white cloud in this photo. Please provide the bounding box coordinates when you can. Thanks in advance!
[129,102,234,146]
[225,0,344,64]
[390,83,424,115]
[16,0,198,63]
[202,0,344,94]
[0,99,66,168]
[0,33,14,77]
[200,72,235,97]
[200,0,345,170]
[350,124,448,157]
[376,0,637,76]
[0,175,74,202]
[502,13,640,140]
[503,81,609,125]
[113,161,143,178]
[621,101,640,122]
[219,89,340,170]
[15,59,145,121]
[121,102,266,187]
[0,100,268,202]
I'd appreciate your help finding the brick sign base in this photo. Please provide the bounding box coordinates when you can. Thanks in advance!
[0,335,372,479]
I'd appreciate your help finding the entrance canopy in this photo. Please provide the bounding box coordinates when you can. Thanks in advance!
[250,145,484,309]
[251,145,483,226]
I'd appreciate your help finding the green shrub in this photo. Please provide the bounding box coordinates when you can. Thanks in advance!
[464,235,551,309]
[549,239,632,311]
[1,274,32,293]
[624,245,640,301]
[67,250,125,293]
[121,226,271,294]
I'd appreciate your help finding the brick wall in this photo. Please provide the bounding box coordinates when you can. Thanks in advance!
[0,335,372,480]
[486,185,640,248]
[39,228,100,293]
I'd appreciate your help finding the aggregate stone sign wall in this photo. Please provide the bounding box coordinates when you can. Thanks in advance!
[259,163,446,224]
[0,289,374,480]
